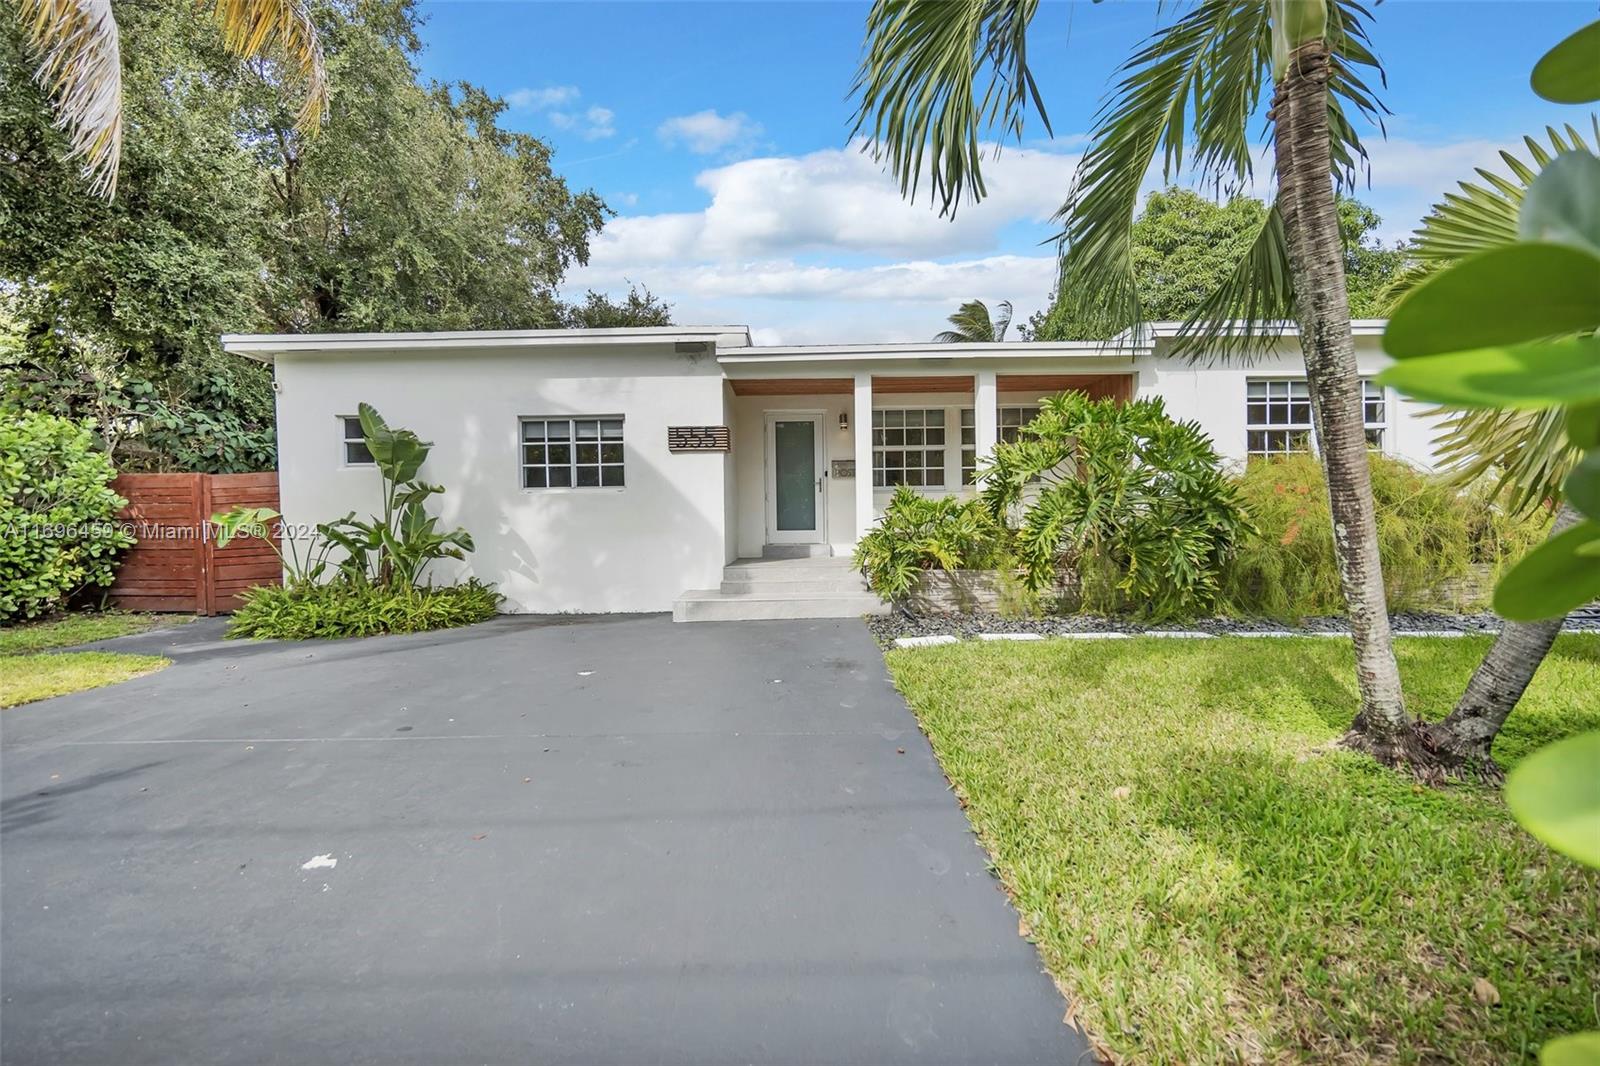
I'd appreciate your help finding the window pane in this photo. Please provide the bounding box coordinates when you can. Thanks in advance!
[601,465,624,487]
[576,466,600,487]
[576,420,599,440]
[548,466,572,487]
[601,419,624,440]
[926,468,945,487]
[546,420,570,440]
[548,444,571,464]
[905,409,923,428]
[905,468,922,486]
[961,408,974,427]
[346,442,373,464]
[872,410,884,428]
[522,420,545,441]
[524,445,545,465]
[905,428,923,446]
[344,417,364,440]
[926,428,944,446]
[577,443,599,464]
[524,467,547,488]
[926,409,945,427]
[1291,402,1311,424]
[1247,382,1267,399]
[601,443,623,463]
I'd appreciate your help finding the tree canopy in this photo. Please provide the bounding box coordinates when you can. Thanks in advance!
[0,0,667,471]
[1023,188,1406,341]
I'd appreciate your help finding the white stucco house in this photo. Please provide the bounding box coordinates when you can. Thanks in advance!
[221,320,1446,621]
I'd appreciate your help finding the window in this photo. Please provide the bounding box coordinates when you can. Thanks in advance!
[1246,379,1386,456]
[872,408,946,488]
[960,408,977,485]
[999,405,1041,444]
[521,417,624,488]
[341,416,373,465]
[1361,380,1387,448]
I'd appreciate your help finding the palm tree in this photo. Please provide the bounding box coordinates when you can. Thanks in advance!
[15,0,328,196]
[1382,122,1598,774]
[935,298,1013,342]
[854,0,1415,761]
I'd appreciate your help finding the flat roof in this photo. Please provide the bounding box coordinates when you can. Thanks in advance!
[220,326,754,361]
[719,340,1144,366]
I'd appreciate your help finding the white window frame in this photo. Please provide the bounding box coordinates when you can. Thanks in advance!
[1245,378,1388,457]
[872,406,949,489]
[520,416,625,491]
[340,415,374,466]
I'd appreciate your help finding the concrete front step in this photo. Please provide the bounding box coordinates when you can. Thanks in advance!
[721,577,868,595]
[673,589,889,623]
[722,557,858,582]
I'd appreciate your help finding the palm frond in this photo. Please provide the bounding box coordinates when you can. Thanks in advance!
[1381,119,1599,507]
[1431,407,1577,515]
[206,0,329,134]
[17,0,123,195]
[851,0,1049,217]
[1379,118,1600,307]
[1058,0,1385,359]
[1169,201,1295,362]
[935,298,1009,342]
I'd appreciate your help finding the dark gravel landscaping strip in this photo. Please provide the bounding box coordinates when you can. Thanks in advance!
[867,607,1600,646]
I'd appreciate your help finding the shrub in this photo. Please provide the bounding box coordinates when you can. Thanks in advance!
[226,578,502,641]
[854,486,1008,599]
[1220,453,1551,619]
[0,409,133,621]
[981,394,1249,620]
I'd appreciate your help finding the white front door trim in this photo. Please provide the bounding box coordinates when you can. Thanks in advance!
[764,410,828,545]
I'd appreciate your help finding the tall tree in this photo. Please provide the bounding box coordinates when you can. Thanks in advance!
[1,0,666,472]
[935,298,1013,342]
[1027,189,1403,340]
[853,0,1419,762]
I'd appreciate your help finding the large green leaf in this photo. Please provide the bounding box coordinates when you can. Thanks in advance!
[1383,243,1600,358]
[1563,450,1600,520]
[1531,19,1600,104]
[1518,151,1600,256]
[357,402,430,484]
[1376,336,1600,409]
[1505,730,1600,868]
[1541,1031,1600,1066]
[1492,519,1600,620]
[1568,403,1600,451]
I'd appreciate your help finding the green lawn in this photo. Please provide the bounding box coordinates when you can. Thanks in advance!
[0,651,169,707]
[886,635,1600,1065]
[0,611,172,654]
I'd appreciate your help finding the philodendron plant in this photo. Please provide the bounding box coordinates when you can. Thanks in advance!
[213,403,475,590]
[1377,20,1600,1066]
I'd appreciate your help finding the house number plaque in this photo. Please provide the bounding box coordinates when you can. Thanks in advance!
[667,425,731,452]
[831,459,855,479]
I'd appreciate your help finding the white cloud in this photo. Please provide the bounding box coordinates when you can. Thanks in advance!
[506,85,579,110]
[580,139,1079,267]
[657,109,764,155]
[563,133,1508,343]
[550,106,616,141]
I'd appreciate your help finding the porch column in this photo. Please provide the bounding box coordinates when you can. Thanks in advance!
[854,372,874,541]
[974,370,998,485]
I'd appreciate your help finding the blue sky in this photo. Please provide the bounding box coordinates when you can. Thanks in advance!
[416,1,1597,343]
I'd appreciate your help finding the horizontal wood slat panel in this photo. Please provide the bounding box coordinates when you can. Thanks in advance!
[871,375,973,394]
[109,473,281,615]
[729,377,853,395]
[996,373,1133,401]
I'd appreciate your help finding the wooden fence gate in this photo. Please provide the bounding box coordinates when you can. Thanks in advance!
[108,473,281,615]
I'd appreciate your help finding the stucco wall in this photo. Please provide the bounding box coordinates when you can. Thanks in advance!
[273,344,728,613]
[1133,335,1448,469]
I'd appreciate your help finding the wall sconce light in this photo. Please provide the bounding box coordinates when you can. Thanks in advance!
[839,411,850,432]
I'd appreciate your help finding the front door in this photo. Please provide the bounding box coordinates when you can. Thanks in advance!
[765,413,826,544]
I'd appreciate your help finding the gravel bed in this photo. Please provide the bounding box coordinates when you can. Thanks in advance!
[868,606,1600,646]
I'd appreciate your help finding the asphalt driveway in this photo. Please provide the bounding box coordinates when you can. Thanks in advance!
[2,615,1089,1065]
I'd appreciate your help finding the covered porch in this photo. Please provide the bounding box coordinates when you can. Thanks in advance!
[722,359,1135,560]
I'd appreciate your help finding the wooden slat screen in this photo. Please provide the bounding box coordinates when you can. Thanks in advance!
[109,472,282,615]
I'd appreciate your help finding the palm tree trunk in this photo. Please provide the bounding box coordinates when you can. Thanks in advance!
[1272,39,1413,760]
[1424,501,1583,774]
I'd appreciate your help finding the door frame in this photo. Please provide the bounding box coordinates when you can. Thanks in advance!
[763,410,828,545]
